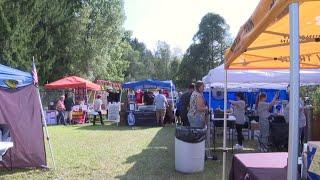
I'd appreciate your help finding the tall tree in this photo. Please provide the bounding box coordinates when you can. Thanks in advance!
[0,0,128,84]
[177,13,230,88]
[154,41,171,80]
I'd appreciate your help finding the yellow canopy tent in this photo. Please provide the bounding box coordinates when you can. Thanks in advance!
[222,1,320,180]
[225,0,320,69]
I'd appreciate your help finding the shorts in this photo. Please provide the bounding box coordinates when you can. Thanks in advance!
[156,109,166,121]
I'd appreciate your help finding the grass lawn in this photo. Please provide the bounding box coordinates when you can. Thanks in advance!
[0,123,259,180]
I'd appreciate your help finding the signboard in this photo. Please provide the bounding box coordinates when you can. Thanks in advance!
[309,148,320,176]
[45,110,57,125]
[108,103,120,123]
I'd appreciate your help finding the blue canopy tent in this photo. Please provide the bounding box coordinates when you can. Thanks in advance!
[0,64,33,88]
[204,89,289,110]
[122,79,175,90]
[122,79,176,104]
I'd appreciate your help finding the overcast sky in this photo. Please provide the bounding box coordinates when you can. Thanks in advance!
[123,0,260,53]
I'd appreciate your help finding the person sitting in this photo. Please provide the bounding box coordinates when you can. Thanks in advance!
[93,95,104,125]
[230,92,246,150]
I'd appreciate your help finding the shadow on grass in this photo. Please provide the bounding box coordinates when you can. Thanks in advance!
[116,127,176,179]
[0,167,48,176]
[75,123,161,131]
[116,126,259,179]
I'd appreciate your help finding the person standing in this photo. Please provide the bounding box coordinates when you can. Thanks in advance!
[284,88,306,152]
[154,89,168,126]
[187,81,207,128]
[180,83,195,126]
[56,95,66,125]
[257,92,279,151]
[93,95,104,125]
[175,92,183,125]
[64,93,74,124]
[230,92,246,150]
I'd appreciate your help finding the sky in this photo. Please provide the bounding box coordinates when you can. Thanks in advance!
[123,0,260,54]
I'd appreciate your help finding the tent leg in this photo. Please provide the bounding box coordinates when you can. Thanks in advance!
[222,69,228,180]
[288,2,300,180]
[36,89,56,170]
[118,90,123,127]
[206,87,212,158]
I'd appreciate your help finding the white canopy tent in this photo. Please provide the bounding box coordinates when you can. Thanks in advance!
[203,64,320,86]
[203,63,320,179]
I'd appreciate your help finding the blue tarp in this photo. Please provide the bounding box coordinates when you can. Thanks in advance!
[203,89,288,110]
[122,79,175,90]
[0,64,33,88]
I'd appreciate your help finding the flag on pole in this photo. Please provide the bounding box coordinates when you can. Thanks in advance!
[32,57,39,86]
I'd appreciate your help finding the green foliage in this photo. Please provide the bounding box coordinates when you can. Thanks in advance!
[0,0,128,84]
[123,37,181,82]
[312,87,320,118]
[177,13,230,88]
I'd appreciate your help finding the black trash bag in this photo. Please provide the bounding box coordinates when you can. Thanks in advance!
[175,126,207,143]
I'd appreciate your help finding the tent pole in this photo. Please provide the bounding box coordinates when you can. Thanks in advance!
[209,87,211,110]
[222,69,228,180]
[36,89,56,169]
[118,90,122,127]
[288,2,300,180]
[170,85,174,108]
[206,86,212,158]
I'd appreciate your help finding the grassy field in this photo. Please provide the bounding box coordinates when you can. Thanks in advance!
[0,123,259,180]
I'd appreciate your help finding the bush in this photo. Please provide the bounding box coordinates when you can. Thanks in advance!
[312,87,320,118]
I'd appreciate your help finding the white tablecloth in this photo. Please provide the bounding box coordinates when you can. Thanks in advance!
[213,115,236,121]
[0,142,13,161]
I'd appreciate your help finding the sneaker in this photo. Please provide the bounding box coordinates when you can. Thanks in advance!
[234,144,244,150]
[234,144,240,150]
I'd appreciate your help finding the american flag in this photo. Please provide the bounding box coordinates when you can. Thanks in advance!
[32,58,39,86]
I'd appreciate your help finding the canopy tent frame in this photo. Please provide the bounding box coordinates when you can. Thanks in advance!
[33,58,56,170]
[287,3,300,180]
[220,1,319,179]
[122,79,176,108]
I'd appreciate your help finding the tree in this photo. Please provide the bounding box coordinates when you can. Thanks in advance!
[154,41,171,80]
[177,12,230,88]
[0,0,129,84]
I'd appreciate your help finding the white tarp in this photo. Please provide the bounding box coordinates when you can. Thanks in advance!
[203,64,320,89]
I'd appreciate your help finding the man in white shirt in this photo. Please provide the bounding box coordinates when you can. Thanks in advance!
[154,89,168,126]
[93,95,104,125]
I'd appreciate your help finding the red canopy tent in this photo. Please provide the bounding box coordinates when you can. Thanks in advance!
[95,80,121,90]
[44,76,101,91]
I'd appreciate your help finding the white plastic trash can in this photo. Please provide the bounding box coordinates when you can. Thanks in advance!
[175,137,205,173]
[175,126,206,173]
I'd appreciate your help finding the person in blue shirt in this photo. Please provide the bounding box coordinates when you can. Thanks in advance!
[175,92,183,124]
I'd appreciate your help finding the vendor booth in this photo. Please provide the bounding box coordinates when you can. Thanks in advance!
[44,76,101,124]
[223,1,320,180]
[0,63,54,169]
[122,79,175,126]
